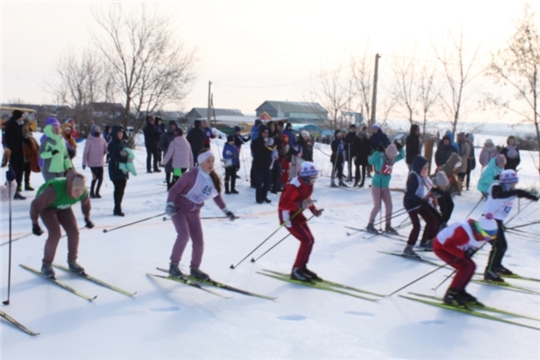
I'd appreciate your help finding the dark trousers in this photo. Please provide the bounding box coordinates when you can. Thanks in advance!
[354,163,367,186]
[224,167,237,192]
[435,248,476,290]
[112,179,127,212]
[406,205,438,246]
[9,160,24,193]
[485,220,507,273]
[23,161,31,186]
[332,159,344,181]
[271,162,282,193]
[254,168,271,202]
[438,192,454,224]
[90,167,104,195]
[146,146,159,171]
[464,168,473,190]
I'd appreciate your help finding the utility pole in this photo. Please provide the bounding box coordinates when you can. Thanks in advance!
[207,81,212,125]
[370,53,381,131]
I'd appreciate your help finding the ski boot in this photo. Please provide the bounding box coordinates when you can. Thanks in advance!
[302,266,321,281]
[169,262,184,278]
[459,288,483,306]
[418,239,433,251]
[330,182,338,188]
[484,270,505,283]
[25,183,35,191]
[190,267,210,281]
[443,287,467,307]
[338,181,349,187]
[402,245,421,260]
[41,261,56,279]
[366,222,379,234]
[496,265,514,276]
[291,267,311,282]
[384,225,399,235]
[68,260,86,276]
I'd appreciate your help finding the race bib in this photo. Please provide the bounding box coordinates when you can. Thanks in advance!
[184,171,218,204]
[381,163,393,175]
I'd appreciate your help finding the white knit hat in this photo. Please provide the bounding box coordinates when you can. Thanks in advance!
[299,162,318,177]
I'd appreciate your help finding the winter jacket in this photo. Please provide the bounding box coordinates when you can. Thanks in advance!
[368,148,405,188]
[369,129,391,151]
[107,125,129,181]
[82,125,108,168]
[162,135,194,170]
[500,146,520,171]
[4,117,24,160]
[282,128,296,148]
[479,146,498,167]
[351,131,371,166]
[297,136,313,162]
[433,219,486,259]
[404,155,430,209]
[344,131,357,161]
[435,136,458,167]
[467,139,476,172]
[22,131,40,172]
[39,123,73,175]
[330,138,345,163]
[405,124,421,165]
[159,121,178,173]
[222,143,239,167]
[444,131,459,153]
[251,136,275,170]
[203,127,215,147]
[186,125,206,161]
[278,176,318,225]
[477,157,504,194]
[143,118,160,149]
[457,136,470,173]
[61,123,78,149]
[439,152,463,194]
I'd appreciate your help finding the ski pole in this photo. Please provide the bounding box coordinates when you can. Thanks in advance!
[431,270,456,291]
[504,200,533,226]
[464,196,485,219]
[505,219,540,231]
[103,213,167,233]
[0,233,33,247]
[230,209,302,269]
[251,215,316,263]
[3,174,13,305]
[388,262,450,296]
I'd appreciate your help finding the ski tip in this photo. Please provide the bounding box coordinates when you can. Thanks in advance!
[250,258,255,263]
[102,229,108,233]
[2,300,9,305]
[163,217,167,221]
[230,264,235,269]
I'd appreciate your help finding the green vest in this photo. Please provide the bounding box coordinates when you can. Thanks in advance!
[37,178,87,210]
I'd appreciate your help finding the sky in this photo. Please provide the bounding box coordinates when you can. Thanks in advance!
[0,1,536,122]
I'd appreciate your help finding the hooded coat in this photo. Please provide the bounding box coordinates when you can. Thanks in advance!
[405,124,421,165]
[456,133,470,173]
[404,155,430,209]
[435,135,458,167]
[440,152,462,178]
[351,131,371,166]
[22,127,41,173]
[186,120,206,161]
[107,125,129,181]
[143,117,160,149]
[369,128,391,151]
[500,136,520,170]
[162,134,194,170]
[82,124,108,168]
[477,157,504,194]
[159,121,179,173]
[39,122,73,175]
[479,140,499,167]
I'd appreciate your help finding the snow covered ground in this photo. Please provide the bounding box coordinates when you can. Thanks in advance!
[1,132,539,359]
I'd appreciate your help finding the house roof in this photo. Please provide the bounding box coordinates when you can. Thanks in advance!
[187,108,244,118]
[90,102,125,111]
[256,101,327,114]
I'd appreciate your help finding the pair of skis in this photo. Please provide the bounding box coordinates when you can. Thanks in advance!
[20,264,136,301]
[257,269,385,302]
[401,292,540,331]
[148,268,276,300]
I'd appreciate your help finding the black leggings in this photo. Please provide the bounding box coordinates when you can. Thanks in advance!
[485,220,507,273]
[90,167,104,195]
[112,179,127,212]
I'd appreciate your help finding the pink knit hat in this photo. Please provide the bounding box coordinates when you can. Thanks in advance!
[385,144,398,158]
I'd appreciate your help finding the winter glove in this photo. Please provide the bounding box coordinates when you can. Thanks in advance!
[517,190,539,201]
[282,211,292,228]
[82,165,86,170]
[300,199,313,209]
[84,218,94,229]
[464,247,476,259]
[223,209,236,221]
[5,169,16,183]
[394,140,403,151]
[51,149,59,156]
[32,224,44,236]
[165,202,177,217]
[312,208,324,217]
[378,144,386,153]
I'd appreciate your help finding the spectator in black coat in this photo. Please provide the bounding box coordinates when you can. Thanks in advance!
[297,131,314,162]
[186,120,206,165]
[500,136,520,171]
[344,124,357,181]
[4,110,26,199]
[108,125,129,216]
[159,121,179,189]
[435,135,458,168]
[143,116,161,173]
[405,124,421,171]
[369,124,391,151]
[251,125,275,203]
[330,130,347,187]
[351,130,371,187]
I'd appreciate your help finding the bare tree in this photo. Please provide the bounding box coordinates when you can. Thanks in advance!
[486,4,540,175]
[350,44,374,124]
[46,49,104,136]
[390,45,420,125]
[417,62,439,139]
[432,28,482,134]
[91,4,197,139]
